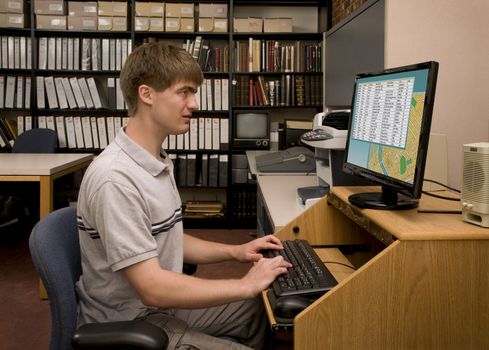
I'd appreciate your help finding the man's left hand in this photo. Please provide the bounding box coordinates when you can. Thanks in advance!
[233,235,284,263]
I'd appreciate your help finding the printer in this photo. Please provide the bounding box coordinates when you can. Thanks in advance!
[301,110,350,188]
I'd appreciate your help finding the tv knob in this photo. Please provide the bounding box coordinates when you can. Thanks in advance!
[256,140,262,146]
[262,140,268,146]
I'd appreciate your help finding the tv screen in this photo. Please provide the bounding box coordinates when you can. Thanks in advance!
[343,61,439,209]
[233,112,269,149]
[236,113,268,138]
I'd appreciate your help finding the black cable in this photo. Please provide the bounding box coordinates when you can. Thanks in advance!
[423,178,461,193]
[417,209,462,214]
[322,261,356,270]
[422,190,460,201]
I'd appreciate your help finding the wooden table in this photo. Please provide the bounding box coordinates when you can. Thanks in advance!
[0,153,94,219]
[0,153,94,298]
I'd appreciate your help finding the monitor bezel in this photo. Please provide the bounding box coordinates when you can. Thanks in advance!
[342,61,439,201]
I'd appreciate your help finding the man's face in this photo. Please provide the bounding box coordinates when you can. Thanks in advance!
[150,81,199,135]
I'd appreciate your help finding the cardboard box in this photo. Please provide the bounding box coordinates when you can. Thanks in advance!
[165,17,179,32]
[135,16,149,31]
[0,0,24,14]
[0,13,24,28]
[264,18,293,33]
[97,16,112,30]
[67,16,97,30]
[149,17,164,31]
[179,17,194,32]
[98,1,126,16]
[36,14,66,29]
[234,17,262,33]
[213,18,227,32]
[198,17,213,32]
[199,3,227,18]
[112,2,127,17]
[67,2,97,17]
[165,3,194,18]
[112,16,127,30]
[34,0,65,15]
[135,2,164,17]
[97,1,112,15]
[165,17,194,32]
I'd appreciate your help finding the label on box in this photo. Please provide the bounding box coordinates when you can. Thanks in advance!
[166,19,179,31]
[149,18,164,31]
[214,19,226,30]
[8,1,22,11]
[83,18,96,27]
[9,15,23,24]
[84,5,96,14]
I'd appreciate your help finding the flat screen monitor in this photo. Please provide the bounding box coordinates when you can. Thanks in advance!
[233,112,270,149]
[342,61,439,209]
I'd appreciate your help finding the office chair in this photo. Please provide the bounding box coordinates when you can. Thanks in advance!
[12,128,57,153]
[28,206,169,350]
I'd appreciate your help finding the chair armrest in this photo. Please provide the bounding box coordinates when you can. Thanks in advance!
[72,320,168,350]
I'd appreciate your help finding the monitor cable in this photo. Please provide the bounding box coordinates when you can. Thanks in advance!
[422,178,461,202]
[419,178,462,214]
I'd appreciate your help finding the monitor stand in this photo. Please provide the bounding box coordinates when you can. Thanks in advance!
[348,186,419,210]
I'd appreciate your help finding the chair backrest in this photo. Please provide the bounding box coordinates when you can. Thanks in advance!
[29,207,80,350]
[13,128,57,153]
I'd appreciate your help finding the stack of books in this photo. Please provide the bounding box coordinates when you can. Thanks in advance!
[183,201,224,218]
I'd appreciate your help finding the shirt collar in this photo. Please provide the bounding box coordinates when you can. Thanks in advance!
[114,128,170,177]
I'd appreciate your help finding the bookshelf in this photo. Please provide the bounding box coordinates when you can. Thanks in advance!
[0,0,328,228]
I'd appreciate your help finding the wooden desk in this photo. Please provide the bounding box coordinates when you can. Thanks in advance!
[268,186,489,349]
[0,153,94,219]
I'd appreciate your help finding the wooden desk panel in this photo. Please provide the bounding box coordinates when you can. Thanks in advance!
[270,187,489,349]
[296,239,489,349]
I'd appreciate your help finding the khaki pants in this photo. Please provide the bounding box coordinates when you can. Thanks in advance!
[139,296,267,350]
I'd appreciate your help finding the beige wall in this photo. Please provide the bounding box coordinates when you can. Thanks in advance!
[384,0,489,187]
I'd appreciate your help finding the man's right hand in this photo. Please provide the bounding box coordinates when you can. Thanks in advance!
[242,256,292,297]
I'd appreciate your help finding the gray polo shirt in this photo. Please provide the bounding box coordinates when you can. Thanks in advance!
[76,128,183,325]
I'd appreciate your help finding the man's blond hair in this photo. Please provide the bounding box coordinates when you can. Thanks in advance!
[120,41,203,116]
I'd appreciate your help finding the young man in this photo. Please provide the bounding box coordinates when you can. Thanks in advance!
[76,41,291,349]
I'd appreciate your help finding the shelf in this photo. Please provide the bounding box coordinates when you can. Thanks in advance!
[33,30,132,38]
[134,31,230,40]
[0,0,326,228]
[232,32,323,40]
[34,69,121,76]
[232,71,322,76]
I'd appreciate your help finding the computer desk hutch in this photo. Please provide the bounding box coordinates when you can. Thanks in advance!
[263,186,489,349]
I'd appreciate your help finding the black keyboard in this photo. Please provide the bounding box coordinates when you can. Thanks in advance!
[263,239,338,298]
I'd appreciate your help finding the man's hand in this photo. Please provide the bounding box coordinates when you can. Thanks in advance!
[241,255,292,297]
[232,235,285,263]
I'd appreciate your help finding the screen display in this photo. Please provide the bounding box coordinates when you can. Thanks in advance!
[346,68,430,185]
[236,113,268,138]
[343,61,438,209]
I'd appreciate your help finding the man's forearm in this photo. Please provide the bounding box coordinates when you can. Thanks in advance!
[183,233,238,265]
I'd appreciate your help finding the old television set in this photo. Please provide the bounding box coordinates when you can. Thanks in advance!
[232,111,270,149]
[343,61,439,209]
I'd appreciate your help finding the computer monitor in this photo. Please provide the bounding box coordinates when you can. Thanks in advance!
[342,61,439,209]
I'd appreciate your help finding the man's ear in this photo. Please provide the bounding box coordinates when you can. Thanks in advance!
[138,85,153,105]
